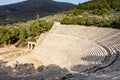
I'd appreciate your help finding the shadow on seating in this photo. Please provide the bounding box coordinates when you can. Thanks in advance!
[0,51,120,80]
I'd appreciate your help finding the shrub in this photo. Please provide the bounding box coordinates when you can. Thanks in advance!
[15,39,23,47]
[61,16,72,24]
[19,26,27,41]
[30,37,36,42]
[85,17,94,26]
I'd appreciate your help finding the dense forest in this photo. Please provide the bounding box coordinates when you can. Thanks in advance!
[61,0,120,29]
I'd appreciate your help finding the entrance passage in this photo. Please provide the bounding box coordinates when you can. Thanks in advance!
[28,41,36,50]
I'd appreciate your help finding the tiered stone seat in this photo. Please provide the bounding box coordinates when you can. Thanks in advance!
[2,22,120,79]
[50,23,115,42]
[96,30,120,43]
[113,45,120,51]
[30,23,120,74]
[88,28,112,41]
[50,23,93,39]
[98,34,120,45]
[31,33,108,73]
[8,23,117,76]
[93,45,120,74]
[37,32,49,46]
[91,30,120,73]
[82,28,108,40]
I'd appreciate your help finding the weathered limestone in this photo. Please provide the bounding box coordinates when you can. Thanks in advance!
[31,22,120,73]
[6,22,120,74]
[32,22,120,73]
[0,22,120,79]
[31,34,108,72]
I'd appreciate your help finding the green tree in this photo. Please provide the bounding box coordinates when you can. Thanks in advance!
[19,26,27,41]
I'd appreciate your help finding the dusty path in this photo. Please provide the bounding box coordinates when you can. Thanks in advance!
[0,47,28,60]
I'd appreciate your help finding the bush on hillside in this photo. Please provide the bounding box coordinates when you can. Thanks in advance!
[15,39,23,47]
[0,28,18,45]
[0,17,53,47]
[61,15,120,29]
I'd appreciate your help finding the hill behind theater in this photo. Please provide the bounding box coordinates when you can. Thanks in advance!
[0,0,75,25]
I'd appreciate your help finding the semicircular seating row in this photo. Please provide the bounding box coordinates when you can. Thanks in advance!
[32,23,120,73]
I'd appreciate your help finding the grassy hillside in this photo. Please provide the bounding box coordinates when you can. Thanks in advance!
[60,0,120,29]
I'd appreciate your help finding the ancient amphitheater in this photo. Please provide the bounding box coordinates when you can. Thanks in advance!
[0,22,120,80]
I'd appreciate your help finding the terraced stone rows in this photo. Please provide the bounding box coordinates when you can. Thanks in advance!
[88,29,110,41]
[93,46,120,74]
[103,46,117,65]
[30,23,118,73]
[71,45,107,72]
[51,34,107,60]
[50,24,92,39]
[99,34,120,45]
[52,23,120,40]
[31,32,110,73]
[105,41,120,48]
[113,45,120,51]
[56,24,118,73]
[83,46,117,73]
[2,23,119,79]
[79,47,105,68]
[97,30,120,43]
[83,28,107,39]
[92,37,119,73]
[94,29,115,42]
[90,30,116,42]
[37,23,120,74]
[37,32,49,46]
[90,38,119,72]
[50,23,118,42]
